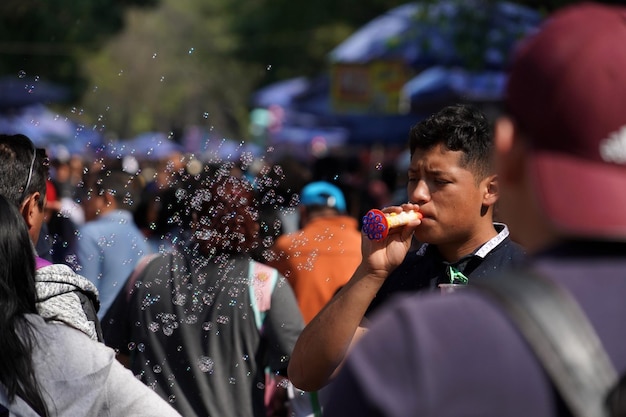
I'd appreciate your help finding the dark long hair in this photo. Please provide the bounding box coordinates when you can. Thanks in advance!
[0,194,48,415]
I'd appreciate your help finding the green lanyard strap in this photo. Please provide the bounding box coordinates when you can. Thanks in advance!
[447,266,469,284]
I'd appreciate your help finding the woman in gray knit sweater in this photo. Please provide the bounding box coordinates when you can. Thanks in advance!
[0,194,181,417]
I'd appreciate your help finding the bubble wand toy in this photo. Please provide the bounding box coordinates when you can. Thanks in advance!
[362,209,422,241]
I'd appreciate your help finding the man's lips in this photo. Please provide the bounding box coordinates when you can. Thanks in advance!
[417,213,433,223]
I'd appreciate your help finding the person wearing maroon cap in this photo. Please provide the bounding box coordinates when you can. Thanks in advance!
[323,3,626,416]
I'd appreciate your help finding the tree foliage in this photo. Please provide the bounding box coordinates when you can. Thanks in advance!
[81,0,410,138]
[81,0,254,139]
[0,0,158,99]
[224,0,409,84]
[2,0,623,141]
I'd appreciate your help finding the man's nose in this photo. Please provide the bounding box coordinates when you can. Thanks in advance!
[409,180,430,205]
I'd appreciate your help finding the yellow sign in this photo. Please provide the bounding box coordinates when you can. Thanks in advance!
[330,60,410,114]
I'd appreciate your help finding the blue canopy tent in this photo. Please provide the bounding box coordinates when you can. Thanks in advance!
[104,132,184,161]
[251,1,542,148]
[0,75,70,111]
[253,74,425,146]
[251,76,312,108]
[328,0,542,71]
[0,105,103,158]
[402,66,507,112]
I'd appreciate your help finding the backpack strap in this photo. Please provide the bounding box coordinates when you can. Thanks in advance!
[124,253,160,302]
[248,260,278,331]
[475,271,619,417]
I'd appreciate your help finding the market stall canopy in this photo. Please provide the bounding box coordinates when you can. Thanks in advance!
[328,1,542,70]
[402,66,506,111]
[104,132,184,161]
[251,76,312,108]
[0,75,70,111]
[0,105,102,158]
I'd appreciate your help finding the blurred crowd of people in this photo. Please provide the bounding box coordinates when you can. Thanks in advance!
[6,123,406,416]
[2,3,626,417]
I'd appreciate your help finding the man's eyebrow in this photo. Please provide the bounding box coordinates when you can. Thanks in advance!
[409,167,447,176]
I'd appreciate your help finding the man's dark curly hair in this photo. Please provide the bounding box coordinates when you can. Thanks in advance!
[409,104,493,181]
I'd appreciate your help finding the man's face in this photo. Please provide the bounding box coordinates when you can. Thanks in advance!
[407,143,490,246]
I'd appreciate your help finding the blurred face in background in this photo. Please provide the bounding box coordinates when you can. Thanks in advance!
[80,177,109,222]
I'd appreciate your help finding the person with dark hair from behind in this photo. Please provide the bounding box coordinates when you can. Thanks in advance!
[0,194,183,416]
[74,166,150,319]
[102,164,304,417]
[0,134,102,342]
[288,103,526,393]
[324,3,626,416]
[133,170,196,255]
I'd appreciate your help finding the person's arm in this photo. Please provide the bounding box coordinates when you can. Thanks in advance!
[288,204,421,392]
[264,274,306,375]
[106,358,183,416]
[261,272,305,415]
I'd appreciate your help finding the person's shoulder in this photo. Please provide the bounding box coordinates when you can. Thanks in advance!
[491,238,527,261]
[35,263,99,292]
[359,289,521,368]
[271,230,299,249]
[363,287,530,364]
[76,218,105,235]
[133,251,177,279]
[329,214,361,229]
[26,315,114,375]
[374,288,492,322]
[480,223,527,264]
[36,262,79,276]
[331,287,555,416]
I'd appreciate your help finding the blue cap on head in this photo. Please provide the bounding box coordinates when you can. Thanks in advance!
[300,181,347,212]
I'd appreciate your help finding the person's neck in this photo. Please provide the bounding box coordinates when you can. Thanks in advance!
[303,208,341,224]
[97,204,120,217]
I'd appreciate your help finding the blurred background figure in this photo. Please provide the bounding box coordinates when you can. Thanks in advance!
[102,164,304,417]
[269,180,362,325]
[37,178,82,265]
[268,180,362,416]
[252,155,313,261]
[0,133,101,342]
[0,193,182,417]
[73,166,149,319]
[133,170,198,255]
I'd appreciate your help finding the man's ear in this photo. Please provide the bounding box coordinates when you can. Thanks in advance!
[481,174,498,207]
[20,191,42,229]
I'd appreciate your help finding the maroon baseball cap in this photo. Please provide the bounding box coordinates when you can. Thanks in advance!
[506,2,626,239]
